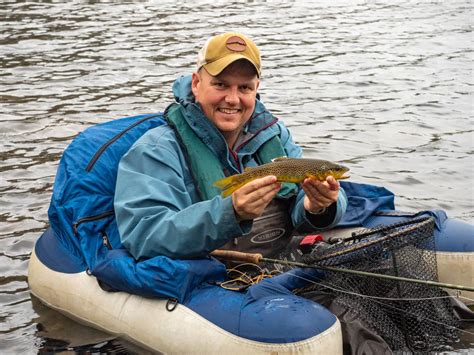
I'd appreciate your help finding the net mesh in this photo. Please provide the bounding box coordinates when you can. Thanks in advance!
[297,216,460,352]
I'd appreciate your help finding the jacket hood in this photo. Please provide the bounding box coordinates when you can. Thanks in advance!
[173,75,195,104]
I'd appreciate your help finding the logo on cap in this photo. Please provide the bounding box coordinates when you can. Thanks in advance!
[226,36,247,52]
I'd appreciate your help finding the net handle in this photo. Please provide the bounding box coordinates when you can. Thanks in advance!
[210,249,263,264]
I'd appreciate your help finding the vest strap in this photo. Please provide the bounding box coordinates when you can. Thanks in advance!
[166,104,224,199]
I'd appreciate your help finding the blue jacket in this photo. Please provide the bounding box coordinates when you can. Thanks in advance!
[114,75,348,260]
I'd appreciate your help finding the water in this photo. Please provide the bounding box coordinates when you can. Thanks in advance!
[1,0,472,353]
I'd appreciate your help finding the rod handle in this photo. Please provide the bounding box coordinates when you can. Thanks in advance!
[210,249,263,264]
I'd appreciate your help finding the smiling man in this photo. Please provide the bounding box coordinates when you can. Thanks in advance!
[191,61,259,149]
[114,32,347,261]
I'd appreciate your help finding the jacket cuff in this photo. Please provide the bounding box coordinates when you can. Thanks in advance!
[295,187,348,231]
[222,196,253,235]
[304,203,337,228]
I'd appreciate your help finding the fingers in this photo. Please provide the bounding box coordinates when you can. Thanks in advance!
[304,176,339,196]
[303,176,340,213]
[238,175,278,195]
[232,176,281,221]
[326,176,340,191]
[303,184,333,210]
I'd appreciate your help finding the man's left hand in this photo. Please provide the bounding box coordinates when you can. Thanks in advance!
[302,175,340,214]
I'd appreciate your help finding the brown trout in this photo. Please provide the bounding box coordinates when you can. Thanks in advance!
[214,157,350,197]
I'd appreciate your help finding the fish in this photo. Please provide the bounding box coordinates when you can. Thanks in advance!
[214,157,350,197]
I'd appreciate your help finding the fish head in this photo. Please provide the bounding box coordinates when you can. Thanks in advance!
[329,163,350,180]
[306,159,350,180]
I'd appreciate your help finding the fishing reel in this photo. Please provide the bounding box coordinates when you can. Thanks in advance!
[298,234,334,256]
[274,234,335,265]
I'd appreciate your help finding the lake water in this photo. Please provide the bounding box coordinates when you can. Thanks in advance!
[1,0,472,353]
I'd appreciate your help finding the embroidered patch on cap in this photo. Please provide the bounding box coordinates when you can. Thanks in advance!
[226,36,247,52]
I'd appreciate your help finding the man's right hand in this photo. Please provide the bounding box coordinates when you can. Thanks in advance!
[232,175,281,221]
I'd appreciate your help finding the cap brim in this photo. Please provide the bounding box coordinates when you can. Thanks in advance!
[203,54,260,77]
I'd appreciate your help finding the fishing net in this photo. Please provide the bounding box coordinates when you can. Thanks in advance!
[296,216,461,353]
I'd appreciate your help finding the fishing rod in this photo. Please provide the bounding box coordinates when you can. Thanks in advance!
[210,249,474,292]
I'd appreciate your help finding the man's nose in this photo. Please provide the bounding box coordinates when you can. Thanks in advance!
[225,87,239,105]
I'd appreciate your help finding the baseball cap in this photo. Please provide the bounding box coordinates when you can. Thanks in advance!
[197,32,261,77]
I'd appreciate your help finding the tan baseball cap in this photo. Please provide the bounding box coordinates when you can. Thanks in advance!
[197,32,261,77]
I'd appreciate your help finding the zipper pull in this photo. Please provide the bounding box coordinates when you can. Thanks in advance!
[101,232,112,250]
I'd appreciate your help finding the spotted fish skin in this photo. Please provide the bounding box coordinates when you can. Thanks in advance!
[213,157,349,197]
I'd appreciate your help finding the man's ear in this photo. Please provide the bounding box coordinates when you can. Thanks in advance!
[191,72,200,98]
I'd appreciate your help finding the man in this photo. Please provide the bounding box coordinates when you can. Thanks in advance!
[114,32,347,261]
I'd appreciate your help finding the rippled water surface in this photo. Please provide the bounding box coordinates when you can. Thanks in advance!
[1,0,472,353]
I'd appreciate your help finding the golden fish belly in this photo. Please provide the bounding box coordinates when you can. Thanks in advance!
[275,175,305,183]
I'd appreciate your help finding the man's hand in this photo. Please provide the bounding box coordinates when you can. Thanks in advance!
[232,175,281,221]
[302,175,340,214]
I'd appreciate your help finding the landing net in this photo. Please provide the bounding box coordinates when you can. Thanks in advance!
[297,216,461,352]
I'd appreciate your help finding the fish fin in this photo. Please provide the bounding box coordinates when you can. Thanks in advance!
[306,174,324,181]
[213,175,236,189]
[220,182,248,198]
[271,156,289,162]
[214,176,247,198]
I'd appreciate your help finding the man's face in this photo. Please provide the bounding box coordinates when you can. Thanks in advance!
[191,61,260,148]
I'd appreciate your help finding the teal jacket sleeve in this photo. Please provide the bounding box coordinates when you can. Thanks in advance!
[277,122,348,231]
[114,127,250,260]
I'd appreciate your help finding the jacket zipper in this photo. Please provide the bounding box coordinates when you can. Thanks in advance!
[234,117,278,153]
[230,117,279,172]
[85,114,162,172]
[73,210,115,235]
[229,149,241,172]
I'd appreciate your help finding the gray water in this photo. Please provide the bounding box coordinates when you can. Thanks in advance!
[1,0,472,353]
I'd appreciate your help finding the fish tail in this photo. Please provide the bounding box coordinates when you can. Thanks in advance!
[213,175,247,198]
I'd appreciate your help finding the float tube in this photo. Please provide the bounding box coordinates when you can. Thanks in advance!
[28,111,343,354]
[28,111,473,354]
[29,227,342,354]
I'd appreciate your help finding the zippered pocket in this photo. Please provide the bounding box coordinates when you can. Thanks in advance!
[73,210,115,235]
[73,211,121,261]
[85,114,163,172]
